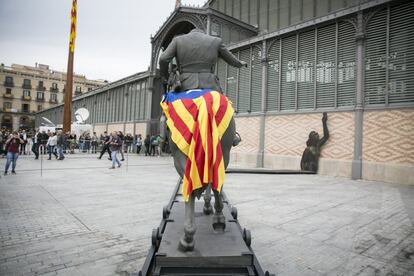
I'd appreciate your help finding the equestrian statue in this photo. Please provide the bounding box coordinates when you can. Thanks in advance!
[159,28,246,251]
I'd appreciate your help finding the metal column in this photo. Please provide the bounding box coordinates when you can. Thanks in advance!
[257,40,267,168]
[352,11,366,180]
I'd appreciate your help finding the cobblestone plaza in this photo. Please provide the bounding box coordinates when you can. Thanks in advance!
[1,154,413,275]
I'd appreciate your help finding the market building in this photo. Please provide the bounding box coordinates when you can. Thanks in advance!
[36,0,414,185]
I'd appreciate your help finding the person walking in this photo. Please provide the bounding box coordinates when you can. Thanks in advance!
[144,134,150,156]
[41,131,48,154]
[0,131,5,157]
[79,134,85,153]
[56,130,65,160]
[4,131,24,174]
[19,129,28,155]
[67,134,74,154]
[124,133,133,153]
[150,135,156,156]
[32,129,40,159]
[156,135,162,157]
[46,132,58,160]
[98,131,112,160]
[135,134,142,154]
[91,132,98,154]
[109,131,122,169]
[26,132,33,155]
[84,133,91,153]
[1,131,8,157]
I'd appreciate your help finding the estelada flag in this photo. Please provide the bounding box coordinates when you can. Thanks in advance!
[69,0,77,53]
[161,89,234,202]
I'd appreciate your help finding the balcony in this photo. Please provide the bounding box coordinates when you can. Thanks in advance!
[49,99,58,104]
[3,81,14,87]
[22,84,32,89]
[3,93,13,99]
[3,108,12,113]
[75,91,82,96]
[37,86,46,92]
[22,109,30,113]
[36,97,45,102]
[50,87,59,92]
[22,95,31,101]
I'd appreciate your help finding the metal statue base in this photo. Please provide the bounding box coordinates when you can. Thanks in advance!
[135,180,273,276]
[226,168,316,174]
[156,202,251,269]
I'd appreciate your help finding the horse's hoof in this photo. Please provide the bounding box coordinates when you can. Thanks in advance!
[203,203,213,215]
[212,213,226,231]
[178,236,195,252]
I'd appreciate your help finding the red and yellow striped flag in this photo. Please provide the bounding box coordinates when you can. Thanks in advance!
[69,0,77,53]
[161,89,234,202]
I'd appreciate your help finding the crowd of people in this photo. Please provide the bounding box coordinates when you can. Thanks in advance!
[0,128,170,174]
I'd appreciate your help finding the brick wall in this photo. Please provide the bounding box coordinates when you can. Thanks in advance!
[232,116,260,154]
[363,110,414,165]
[264,112,354,160]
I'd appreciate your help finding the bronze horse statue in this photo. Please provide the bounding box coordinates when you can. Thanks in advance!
[166,117,237,251]
[159,28,246,251]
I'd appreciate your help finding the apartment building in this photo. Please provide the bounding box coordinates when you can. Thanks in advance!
[0,63,107,130]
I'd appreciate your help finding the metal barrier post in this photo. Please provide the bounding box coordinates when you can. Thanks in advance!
[126,148,128,172]
[39,144,44,177]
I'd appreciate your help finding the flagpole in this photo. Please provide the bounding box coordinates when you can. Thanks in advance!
[63,0,77,133]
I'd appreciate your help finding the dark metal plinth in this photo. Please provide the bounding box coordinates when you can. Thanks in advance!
[135,179,273,276]
[156,202,252,270]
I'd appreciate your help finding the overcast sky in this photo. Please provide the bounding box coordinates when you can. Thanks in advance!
[0,0,208,82]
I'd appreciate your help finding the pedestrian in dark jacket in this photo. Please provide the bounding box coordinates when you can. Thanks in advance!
[41,131,48,154]
[144,134,150,156]
[56,130,65,160]
[32,130,41,159]
[124,134,133,153]
[98,131,112,160]
[4,132,24,175]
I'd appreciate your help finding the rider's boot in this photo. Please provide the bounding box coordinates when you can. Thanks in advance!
[232,131,242,147]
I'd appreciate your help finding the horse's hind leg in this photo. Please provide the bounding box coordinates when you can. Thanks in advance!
[212,190,226,231]
[178,193,196,251]
[203,185,213,215]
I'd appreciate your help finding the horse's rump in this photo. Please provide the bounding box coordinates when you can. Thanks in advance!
[161,89,234,202]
